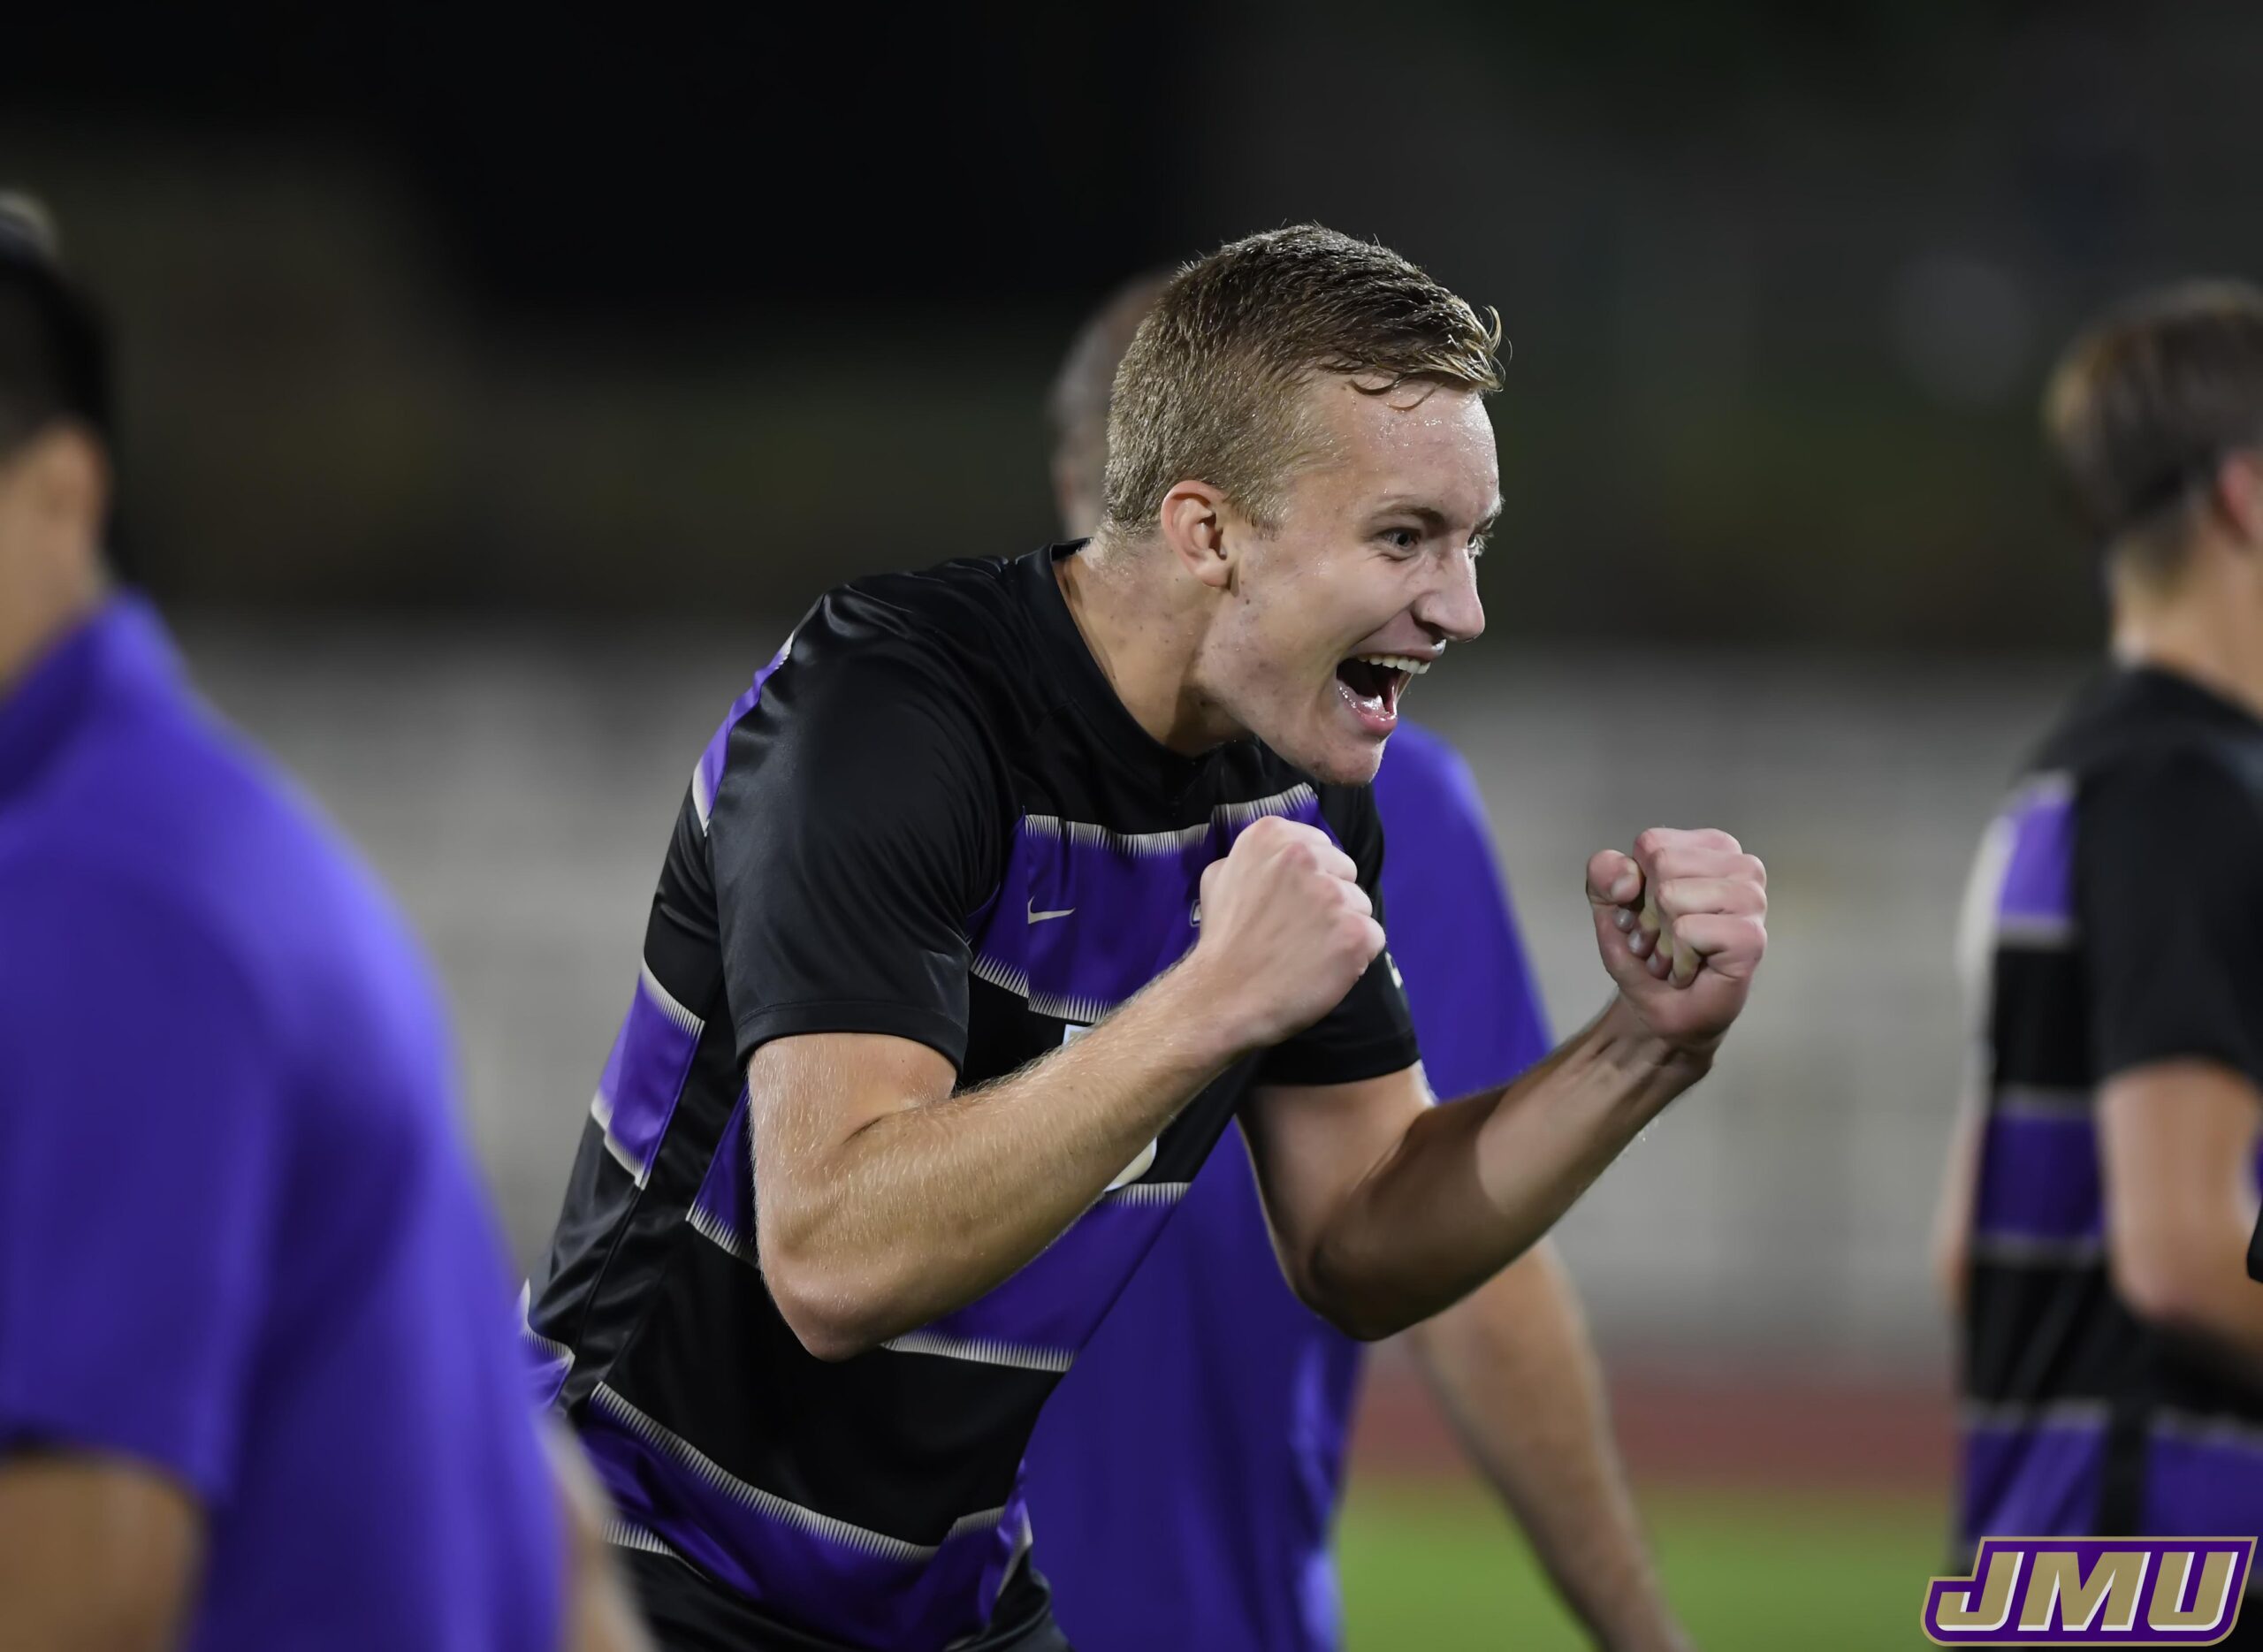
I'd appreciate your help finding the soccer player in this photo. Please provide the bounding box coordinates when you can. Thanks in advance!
[525,224,1768,1652]
[0,199,648,1651]
[1021,273,1687,1652]
[1934,283,2263,1610]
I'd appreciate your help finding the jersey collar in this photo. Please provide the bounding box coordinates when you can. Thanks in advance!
[0,593,174,808]
[1021,542,1226,800]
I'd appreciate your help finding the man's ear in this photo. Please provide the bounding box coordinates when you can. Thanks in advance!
[2213,448,2263,551]
[22,423,110,536]
[1157,480,1236,592]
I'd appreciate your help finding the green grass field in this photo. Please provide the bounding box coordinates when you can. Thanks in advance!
[1338,1479,1949,1649]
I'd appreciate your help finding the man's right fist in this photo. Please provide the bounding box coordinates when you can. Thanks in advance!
[1185,816,1387,1052]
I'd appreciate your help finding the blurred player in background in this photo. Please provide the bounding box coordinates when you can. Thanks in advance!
[0,197,648,1652]
[1935,283,2263,1624]
[524,225,1766,1651]
[1022,274,1687,1652]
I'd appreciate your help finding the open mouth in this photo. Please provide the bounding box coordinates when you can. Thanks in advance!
[1333,652,1429,734]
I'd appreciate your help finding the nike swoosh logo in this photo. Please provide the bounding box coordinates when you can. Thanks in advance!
[1027,902,1075,925]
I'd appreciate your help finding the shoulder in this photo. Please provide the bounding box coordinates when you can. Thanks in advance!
[2080,738,2263,852]
[4,682,429,1047]
[762,558,1041,744]
[0,839,276,1071]
[806,557,1036,679]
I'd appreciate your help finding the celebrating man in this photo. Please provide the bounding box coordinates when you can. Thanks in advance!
[526,224,1768,1651]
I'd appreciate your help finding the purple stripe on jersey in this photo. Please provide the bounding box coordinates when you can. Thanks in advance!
[694,640,792,827]
[2143,1429,2263,1536]
[968,788,1329,1022]
[689,1089,754,1259]
[581,1392,1026,1648]
[523,1338,572,1411]
[913,1188,1185,1360]
[1974,1112,2102,1245]
[594,973,705,1183]
[1996,785,2076,928]
[1960,1415,2107,1542]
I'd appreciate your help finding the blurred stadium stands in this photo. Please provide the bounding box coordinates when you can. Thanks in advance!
[185,622,2076,1383]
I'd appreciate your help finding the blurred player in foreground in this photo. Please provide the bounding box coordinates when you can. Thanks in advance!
[1935,283,2263,1617]
[0,199,648,1651]
[524,225,1767,1651]
[1021,275,1687,1652]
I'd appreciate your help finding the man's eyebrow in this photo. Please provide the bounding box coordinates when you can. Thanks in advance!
[1371,499,1504,533]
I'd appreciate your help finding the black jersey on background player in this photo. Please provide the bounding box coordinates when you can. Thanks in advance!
[1959,663,2263,1551]
[523,544,1418,1651]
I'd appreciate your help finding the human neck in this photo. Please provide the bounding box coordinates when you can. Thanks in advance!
[2110,555,2263,723]
[0,542,108,698]
[1053,536,1238,756]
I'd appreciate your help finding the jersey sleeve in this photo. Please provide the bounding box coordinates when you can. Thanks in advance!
[1370,735,1552,1098]
[0,861,284,1505]
[1254,782,1423,1087]
[2078,747,2263,1091]
[709,627,1005,1070]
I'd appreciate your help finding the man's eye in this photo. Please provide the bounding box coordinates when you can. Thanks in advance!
[1467,535,1488,560]
[1380,528,1421,552]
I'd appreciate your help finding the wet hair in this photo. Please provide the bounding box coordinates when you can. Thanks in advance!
[1101,225,1503,537]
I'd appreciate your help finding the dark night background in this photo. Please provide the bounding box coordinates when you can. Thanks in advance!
[10,0,2259,642]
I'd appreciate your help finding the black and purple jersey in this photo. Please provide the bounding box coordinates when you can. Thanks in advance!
[1957,666,2263,1552]
[523,544,1421,1650]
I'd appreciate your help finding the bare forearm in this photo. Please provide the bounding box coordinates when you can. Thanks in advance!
[1932,1104,1979,1320]
[2118,1212,2263,1374]
[761,971,1234,1352]
[1313,1001,1708,1336]
[1407,1245,1687,1652]
[0,1454,202,1652]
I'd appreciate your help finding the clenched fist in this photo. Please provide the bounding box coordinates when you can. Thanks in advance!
[1185,816,1387,1051]
[1588,827,1767,1053]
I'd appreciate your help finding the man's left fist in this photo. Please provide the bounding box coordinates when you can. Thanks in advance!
[1586,827,1767,1053]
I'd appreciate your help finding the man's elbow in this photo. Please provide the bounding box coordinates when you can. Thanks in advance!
[1931,1231,1969,1316]
[760,1234,897,1362]
[2111,1228,2229,1337]
[1293,1248,1419,1344]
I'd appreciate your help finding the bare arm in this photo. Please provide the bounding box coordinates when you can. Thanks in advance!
[753,986,1241,1359]
[753,815,1385,1359]
[545,1424,655,1652]
[1406,1244,1688,1652]
[2099,1060,2263,1370]
[1932,1095,1982,1318]
[0,1451,202,1652]
[1243,830,1768,1339]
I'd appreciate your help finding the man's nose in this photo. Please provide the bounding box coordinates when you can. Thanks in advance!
[1413,550,1486,644]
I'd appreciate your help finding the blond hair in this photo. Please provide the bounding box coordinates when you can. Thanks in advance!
[1101,225,1504,537]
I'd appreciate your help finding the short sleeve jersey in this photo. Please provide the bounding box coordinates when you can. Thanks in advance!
[0,600,561,1652]
[525,545,1421,1650]
[1957,666,2263,1549]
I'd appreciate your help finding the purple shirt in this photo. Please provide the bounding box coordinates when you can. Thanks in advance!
[1022,722,1553,1652]
[0,599,561,1651]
